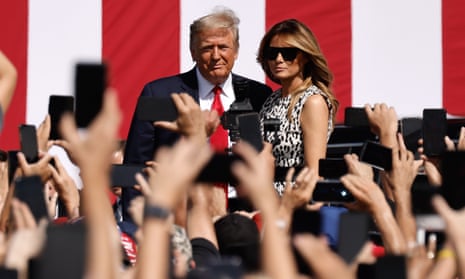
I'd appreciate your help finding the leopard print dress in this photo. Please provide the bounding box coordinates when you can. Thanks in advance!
[259,84,334,195]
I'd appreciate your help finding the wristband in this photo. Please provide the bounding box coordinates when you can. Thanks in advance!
[144,204,171,220]
[437,248,455,260]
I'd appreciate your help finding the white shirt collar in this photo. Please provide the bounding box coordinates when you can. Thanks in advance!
[196,67,234,100]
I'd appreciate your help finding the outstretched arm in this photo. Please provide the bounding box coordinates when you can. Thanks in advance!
[0,51,17,114]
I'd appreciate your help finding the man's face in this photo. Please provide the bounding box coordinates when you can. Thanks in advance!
[191,28,238,85]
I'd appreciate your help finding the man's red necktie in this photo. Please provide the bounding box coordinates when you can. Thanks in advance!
[209,86,229,208]
[210,86,228,153]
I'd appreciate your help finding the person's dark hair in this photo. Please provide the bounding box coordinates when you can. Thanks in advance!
[257,19,338,124]
[189,7,240,52]
[214,213,260,272]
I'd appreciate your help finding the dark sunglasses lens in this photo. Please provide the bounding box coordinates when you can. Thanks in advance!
[266,47,298,61]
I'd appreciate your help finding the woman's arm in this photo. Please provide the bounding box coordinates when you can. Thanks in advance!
[301,94,330,172]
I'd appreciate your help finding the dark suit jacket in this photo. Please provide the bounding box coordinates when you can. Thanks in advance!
[123,68,272,164]
[121,68,272,221]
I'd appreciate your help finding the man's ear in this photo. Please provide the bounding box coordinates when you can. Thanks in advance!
[190,47,196,62]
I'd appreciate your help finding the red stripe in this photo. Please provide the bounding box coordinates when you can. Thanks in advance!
[442,0,465,116]
[102,0,180,139]
[0,1,28,149]
[265,0,351,123]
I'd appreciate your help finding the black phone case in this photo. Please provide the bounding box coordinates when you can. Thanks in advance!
[337,212,370,264]
[422,109,447,157]
[318,158,348,178]
[196,154,242,184]
[110,164,146,188]
[19,124,39,163]
[30,223,86,279]
[48,95,74,140]
[74,63,107,128]
[344,107,369,127]
[237,112,263,152]
[359,141,392,171]
[136,96,178,122]
[14,175,48,222]
[441,151,465,210]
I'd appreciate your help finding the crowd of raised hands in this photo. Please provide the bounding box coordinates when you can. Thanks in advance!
[0,59,465,279]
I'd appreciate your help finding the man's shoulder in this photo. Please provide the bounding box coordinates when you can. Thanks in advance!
[141,69,197,96]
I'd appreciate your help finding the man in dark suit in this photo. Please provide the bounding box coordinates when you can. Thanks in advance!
[122,8,272,221]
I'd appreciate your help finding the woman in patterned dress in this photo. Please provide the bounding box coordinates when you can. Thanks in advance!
[257,19,339,195]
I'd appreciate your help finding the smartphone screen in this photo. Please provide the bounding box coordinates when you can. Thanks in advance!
[136,96,178,122]
[7,150,18,185]
[19,124,39,163]
[14,175,49,222]
[48,95,74,140]
[74,63,107,128]
[318,158,348,178]
[422,109,447,157]
[337,212,370,264]
[312,180,355,203]
[237,112,263,152]
[359,141,392,171]
[111,164,146,188]
[195,153,242,184]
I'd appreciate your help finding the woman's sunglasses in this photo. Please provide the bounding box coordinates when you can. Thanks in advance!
[265,47,299,61]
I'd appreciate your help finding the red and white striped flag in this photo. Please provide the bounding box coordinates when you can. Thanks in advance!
[1,0,464,149]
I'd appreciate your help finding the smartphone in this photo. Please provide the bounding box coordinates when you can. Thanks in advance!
[237,112,263,152]
[290,208,321,276]
[412,175,444,231]
[400,117,422,154]
[312,180,355,203]
[48,95,74,140]
[136,96,178,122]
[344,107,369,127]
[110,164,146,188]
[14,175,49,222]
[291,208,321,236]
[357,255,407,279]
[318,158,348,178]
[195,153,243,184]
[0,268,17,279]
[7,150,18,185]
[337,212,370,264]
[74,63,107,128]
[422,109,447,157]
[30,223,86,279]
[441,151,465,210]
[359,141,392,171]
[19,124,39,163]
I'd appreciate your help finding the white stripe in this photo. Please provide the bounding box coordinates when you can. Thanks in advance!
[27,0,102,125]
[352,0,442,117]
[180,0,266,83]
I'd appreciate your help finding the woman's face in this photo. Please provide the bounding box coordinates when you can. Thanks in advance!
[266,35,307,83]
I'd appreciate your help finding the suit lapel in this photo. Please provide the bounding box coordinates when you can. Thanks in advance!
[179,68,200,102]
